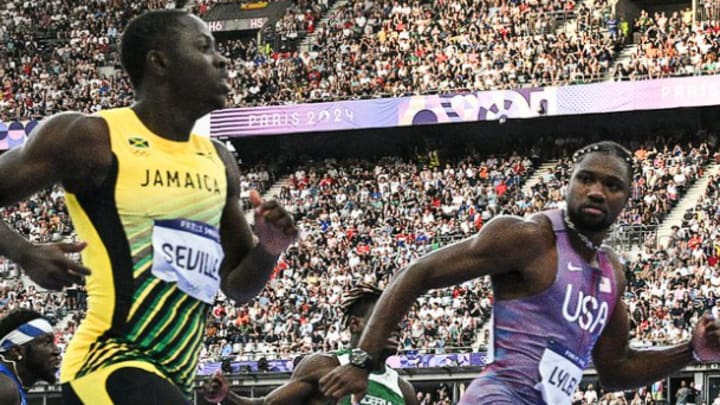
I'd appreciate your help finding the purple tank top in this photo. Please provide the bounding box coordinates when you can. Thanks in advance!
[462,209,618,405]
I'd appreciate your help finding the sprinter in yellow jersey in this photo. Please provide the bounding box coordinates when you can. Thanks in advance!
[0,9,298,405]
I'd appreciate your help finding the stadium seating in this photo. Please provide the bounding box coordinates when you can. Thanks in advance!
[2,0,719,120]
[3,0,720,402]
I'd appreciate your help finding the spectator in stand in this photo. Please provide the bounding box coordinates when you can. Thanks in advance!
[615,8,720,81]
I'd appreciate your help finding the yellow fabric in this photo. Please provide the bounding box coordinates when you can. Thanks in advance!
[61,107,227,396]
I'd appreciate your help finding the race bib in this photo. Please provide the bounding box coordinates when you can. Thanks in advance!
[534,340,585,405]
[151,219,224,304]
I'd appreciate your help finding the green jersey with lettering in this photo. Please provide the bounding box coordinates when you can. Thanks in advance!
[335,349,406,405]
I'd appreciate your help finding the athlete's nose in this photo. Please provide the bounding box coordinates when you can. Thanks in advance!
[587,182,606,203]
[214,51,228,69]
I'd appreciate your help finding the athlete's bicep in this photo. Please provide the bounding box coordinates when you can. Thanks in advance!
[0,114,75,205]
[415,215,549,290]
[0,113,110,205]
[265,353,338,405]
[213,141,255,274]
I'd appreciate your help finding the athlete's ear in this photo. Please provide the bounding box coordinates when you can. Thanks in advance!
[146,49,169,79]
[9,346,23,362]
[348,315,364,334]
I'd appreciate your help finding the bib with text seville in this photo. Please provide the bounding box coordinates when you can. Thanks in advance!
[534,340,586,405]
[152,219,224,304]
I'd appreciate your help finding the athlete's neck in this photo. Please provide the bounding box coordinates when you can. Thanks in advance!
[568,229,608,263]
[562,213,609,260]
[131,99,198,142]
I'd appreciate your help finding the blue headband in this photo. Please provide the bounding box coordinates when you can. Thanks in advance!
[0,318,54,352]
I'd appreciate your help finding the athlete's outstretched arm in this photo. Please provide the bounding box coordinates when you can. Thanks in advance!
[591,255,720,390]
[0,113,105,289]
[213,141,297,304]
[204,354,337,404]
[319,215,549,400]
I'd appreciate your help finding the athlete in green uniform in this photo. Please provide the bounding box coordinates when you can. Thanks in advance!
[203,284,417,405]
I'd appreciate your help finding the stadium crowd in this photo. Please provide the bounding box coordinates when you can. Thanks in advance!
[3,0,720,402]
[229,0,621,104]
[2,0,720,119]
[614,8,720,80]
[1,131,719,403]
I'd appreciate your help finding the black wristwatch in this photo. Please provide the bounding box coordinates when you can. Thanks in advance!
[349,348,374,370]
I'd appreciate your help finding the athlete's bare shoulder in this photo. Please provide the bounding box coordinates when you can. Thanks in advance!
[24,112,109,163]
[291,352,341,382]
[35,113,112,191]
[480,213,554,251]
[0,112,112,203]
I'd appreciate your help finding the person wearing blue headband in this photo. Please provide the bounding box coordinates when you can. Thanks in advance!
[0,309,61,405]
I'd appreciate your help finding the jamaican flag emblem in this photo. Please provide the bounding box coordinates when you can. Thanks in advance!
[128,136,151,156]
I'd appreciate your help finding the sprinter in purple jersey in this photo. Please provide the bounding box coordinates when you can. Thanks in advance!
[320,141,720,405]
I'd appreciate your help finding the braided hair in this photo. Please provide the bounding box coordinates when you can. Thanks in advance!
[571,141,635,183]
[340,283,383,329]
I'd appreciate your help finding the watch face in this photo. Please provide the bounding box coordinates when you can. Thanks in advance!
[351,349,369,366]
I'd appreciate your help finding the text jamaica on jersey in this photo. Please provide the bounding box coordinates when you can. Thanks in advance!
[140,169,222,194]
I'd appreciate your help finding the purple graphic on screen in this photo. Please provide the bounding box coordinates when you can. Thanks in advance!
[0,122,7,150]
[412,110,438,124]
[210,75,720,138]
[8,122,25,149]
[24,120,39,136]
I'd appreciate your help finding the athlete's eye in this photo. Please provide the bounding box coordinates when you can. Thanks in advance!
[606,181,622,192]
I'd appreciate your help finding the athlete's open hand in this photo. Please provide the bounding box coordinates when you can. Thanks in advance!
[203,371,229,403]
[250,190,298,256]
[319,364,370,403]
[691,313,720,362]
[17,241,91,290]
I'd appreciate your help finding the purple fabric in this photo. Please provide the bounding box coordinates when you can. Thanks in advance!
[460,209,618,404]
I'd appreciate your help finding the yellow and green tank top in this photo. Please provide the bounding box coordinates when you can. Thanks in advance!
[60,107,228,396]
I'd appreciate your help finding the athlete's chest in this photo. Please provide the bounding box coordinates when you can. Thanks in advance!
[555,268,615,336]
[114,145,227,218]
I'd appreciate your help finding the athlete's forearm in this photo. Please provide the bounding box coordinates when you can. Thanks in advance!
[219,391,263,405]
[220,243,278,304]
[0,220,33,263]
[359,264,427,367]
[597,343,693,391]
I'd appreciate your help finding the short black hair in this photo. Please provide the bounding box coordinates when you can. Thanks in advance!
[572,141,634,182]
[340,283,383,328]
[120,9,191,87]
[0,309,44,343]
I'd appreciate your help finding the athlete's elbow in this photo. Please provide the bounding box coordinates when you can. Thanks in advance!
[597,376,622,392]
[596,367,631,392]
